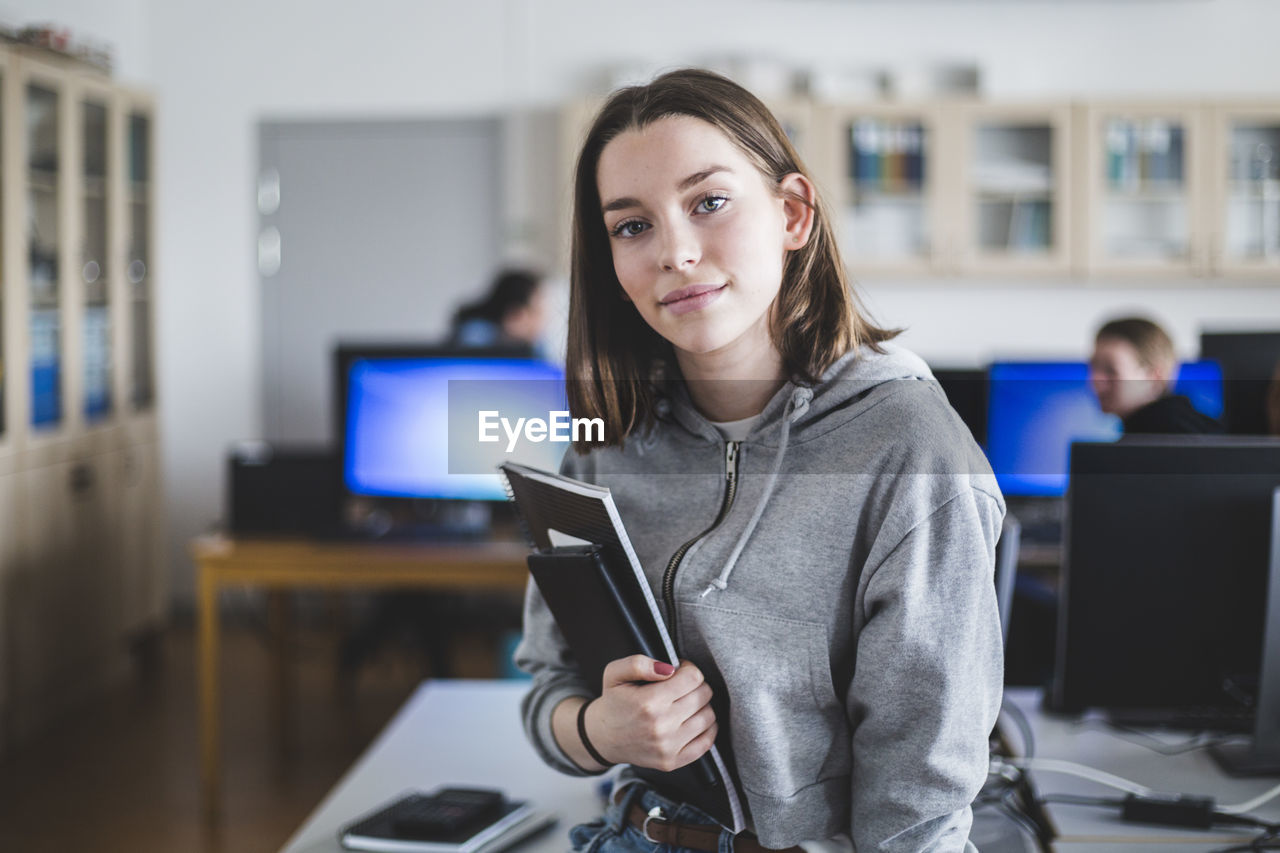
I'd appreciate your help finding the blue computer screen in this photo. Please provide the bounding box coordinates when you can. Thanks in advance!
[343,355,567,501]
[986,360,1223,497]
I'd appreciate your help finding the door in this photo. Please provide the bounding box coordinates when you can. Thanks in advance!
[258,118,503,445]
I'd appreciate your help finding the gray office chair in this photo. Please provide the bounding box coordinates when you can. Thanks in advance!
[994,512,1021,648]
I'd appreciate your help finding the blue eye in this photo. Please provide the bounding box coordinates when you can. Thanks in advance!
[697,195,728,213]
[610,219,649,239]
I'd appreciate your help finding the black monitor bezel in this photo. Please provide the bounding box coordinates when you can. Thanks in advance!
[1055,436,1280,725]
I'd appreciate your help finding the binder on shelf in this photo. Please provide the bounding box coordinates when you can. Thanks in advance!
[498,461,746,834]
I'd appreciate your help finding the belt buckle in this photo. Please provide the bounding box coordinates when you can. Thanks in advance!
[641,806,667,843]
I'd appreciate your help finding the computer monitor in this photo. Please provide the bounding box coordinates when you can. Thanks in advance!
[1054,437,1280,731]
[985,360,1223,497]
[931,367,988,447]
[336,344,568,509]
[1210,485,1280,775]
[1200,331,1280,435]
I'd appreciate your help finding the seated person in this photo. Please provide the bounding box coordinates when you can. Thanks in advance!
[1089,316,1223,435]
[450,269,549,356]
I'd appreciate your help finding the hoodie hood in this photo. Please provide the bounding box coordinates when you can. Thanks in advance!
[659,342,938,599]
[664,341,937,447]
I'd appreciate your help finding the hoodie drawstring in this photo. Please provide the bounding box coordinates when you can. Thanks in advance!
[700,386,812,598]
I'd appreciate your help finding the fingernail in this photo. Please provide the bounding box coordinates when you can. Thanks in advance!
[654,661,675,676]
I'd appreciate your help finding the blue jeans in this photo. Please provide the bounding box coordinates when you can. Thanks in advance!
[568,781,737,853]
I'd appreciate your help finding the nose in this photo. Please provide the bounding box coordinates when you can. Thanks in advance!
[659,221,700,272]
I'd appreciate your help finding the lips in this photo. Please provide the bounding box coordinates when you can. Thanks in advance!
[659,283,727,316]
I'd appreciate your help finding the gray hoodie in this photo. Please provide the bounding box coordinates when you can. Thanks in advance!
[515,343,1005,851]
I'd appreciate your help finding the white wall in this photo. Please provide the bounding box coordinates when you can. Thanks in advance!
[15,0,1280,602]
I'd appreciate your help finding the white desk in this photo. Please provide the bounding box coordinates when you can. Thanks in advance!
[282,683,1280,853]
[280,681,600,853]
[1004,688,1280,852]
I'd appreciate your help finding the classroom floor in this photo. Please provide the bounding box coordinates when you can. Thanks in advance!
[0,609,506,853]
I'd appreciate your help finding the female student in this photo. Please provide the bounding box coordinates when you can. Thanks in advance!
[515,69,1004,853]
[1088,316,1223,435]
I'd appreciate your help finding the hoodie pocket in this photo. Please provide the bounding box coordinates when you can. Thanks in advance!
[681,603,849,800]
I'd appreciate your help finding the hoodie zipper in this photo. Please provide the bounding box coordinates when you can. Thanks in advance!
[660,440,740,650]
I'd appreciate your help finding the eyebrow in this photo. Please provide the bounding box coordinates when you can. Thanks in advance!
[600,165,732,214]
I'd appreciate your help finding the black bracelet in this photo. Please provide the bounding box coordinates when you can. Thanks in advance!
[576,698,615,768]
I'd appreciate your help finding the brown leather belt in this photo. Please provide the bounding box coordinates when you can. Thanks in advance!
[615,790,803,853]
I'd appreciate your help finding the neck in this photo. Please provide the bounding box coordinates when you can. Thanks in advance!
[674,331,786,423]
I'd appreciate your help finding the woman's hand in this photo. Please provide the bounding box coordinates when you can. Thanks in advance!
[585,656,718,772]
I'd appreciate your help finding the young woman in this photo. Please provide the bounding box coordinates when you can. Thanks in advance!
[515,69,1004,853]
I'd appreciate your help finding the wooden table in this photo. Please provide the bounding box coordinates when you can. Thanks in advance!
[191,533,530,823]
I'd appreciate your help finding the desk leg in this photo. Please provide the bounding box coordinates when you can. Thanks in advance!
[198,561,220,823]
[267,591,294,758]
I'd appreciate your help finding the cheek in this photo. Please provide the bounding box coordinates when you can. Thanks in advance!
[609,245,643,293]
[715,220,783,282]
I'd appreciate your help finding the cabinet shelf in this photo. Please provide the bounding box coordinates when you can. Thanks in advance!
[1228,179,1280,198]
[82,176,106,199]
[977,190,1054,200]
[851,189,927,203]
[27,170,57,193]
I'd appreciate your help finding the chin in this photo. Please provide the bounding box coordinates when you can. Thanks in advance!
[668,327,732,356]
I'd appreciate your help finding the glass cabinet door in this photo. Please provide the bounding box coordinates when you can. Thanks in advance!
[0,62,7,441]
[127,108,153,412]
[819,105,943,275]
[1212,106,1280,275]
[1080,105,1201,274]
[957,104,1072,273]
[27,79,62,430]
[82,96,112,423]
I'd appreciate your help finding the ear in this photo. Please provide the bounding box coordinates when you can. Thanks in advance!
[778,172,816,251]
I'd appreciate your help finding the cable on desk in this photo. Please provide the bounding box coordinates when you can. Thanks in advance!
[975,761,1054,851]
[1039,793,1125,809]
[1207,827,1280,853]
[1220,780,1280,816]
[999,700,1036,758]
[1076,717,1248,756]
[1002,757,1154,796]
[1007,756,1280,847]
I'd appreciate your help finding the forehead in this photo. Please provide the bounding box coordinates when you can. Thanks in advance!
[1093,337,1142,362]
[596,115,760,199]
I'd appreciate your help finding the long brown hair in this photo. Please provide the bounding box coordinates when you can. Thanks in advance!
[567,68,897,449]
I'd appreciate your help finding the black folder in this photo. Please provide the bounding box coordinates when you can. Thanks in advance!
[500,462,746,833]
[526,544,666,684]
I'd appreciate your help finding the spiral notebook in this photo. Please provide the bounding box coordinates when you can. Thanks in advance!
[498,461,746,833]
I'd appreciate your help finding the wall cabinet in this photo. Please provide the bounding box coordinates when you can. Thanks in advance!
[815,101,1073,277]
[814,102,947,276]
[1208,103,1280,278]
[1074,102,1206,277]
[0,45,163,755]
[558,92,1280,283]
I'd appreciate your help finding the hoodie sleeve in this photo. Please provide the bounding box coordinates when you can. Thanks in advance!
[846,485,1004,853]
[511,449,601,777]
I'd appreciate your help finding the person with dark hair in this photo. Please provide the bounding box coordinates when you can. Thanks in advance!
[1089,316,1223,434]
[450,268,548,352]
[514,69,1003,853]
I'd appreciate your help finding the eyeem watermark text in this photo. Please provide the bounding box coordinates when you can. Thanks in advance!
[478,410,604,452]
